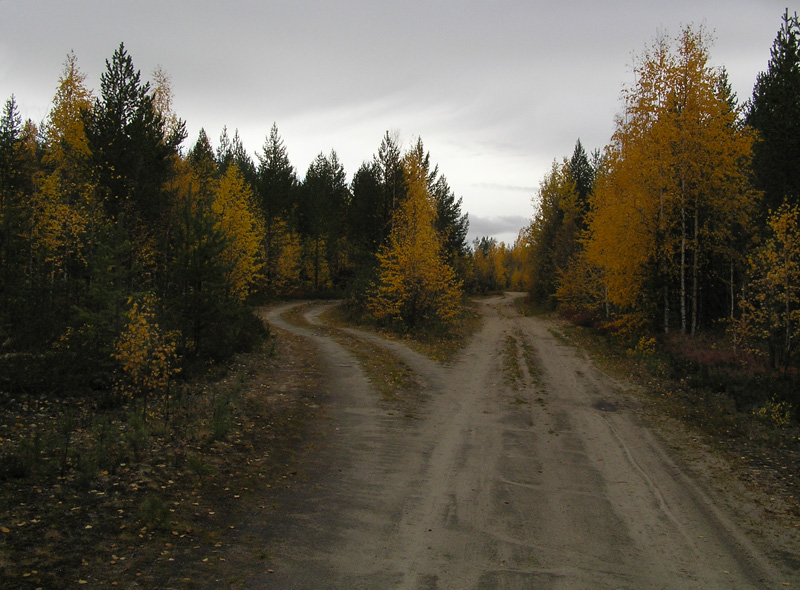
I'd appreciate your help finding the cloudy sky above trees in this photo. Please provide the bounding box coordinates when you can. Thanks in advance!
[0,0,791,243]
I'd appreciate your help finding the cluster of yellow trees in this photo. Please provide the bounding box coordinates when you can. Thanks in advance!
[525,20,800,372]
[581,26,756,335]
[468,236,531,294]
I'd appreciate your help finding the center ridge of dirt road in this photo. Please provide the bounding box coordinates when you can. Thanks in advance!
[238,294,797,589]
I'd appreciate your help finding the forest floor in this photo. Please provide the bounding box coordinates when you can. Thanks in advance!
[1,294,799,588]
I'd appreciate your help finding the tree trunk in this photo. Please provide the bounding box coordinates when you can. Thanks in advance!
[680,200,687,334]
[784,247,791,369]
[729,257,735,320]
[314,235,320,291]
[691,203,699,336]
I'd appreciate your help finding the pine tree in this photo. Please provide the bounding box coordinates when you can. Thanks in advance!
[431,173,469,267]
[375,130,405,233]
[217,127,257,186]
[349,161,384,254]
[257,123,297,290]
[0,96,31,343]
[257,123,296,224]
[567,139,594,225]
[298,150,350,290]
[188,128,216,185]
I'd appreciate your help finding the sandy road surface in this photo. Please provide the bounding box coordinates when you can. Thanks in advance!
[250,294,796,589]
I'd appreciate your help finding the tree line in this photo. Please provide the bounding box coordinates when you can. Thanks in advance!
[4,11,798,404]
[0,43,470,398]
[521,13,800,380]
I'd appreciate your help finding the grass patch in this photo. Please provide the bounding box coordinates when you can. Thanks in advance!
[290,302,425,411]
[547,326,572,346]
[333,331,424,413]
[323,299,482,363]
[514,295,553,317]
[521,336,543,387]
[502,333,524,388]
[282,301,325,330]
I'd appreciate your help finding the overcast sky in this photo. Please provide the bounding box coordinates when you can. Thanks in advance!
[0,0,792,244]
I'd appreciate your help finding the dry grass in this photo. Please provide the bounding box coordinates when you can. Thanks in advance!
[280,302,424,414]
[321,300,483,364]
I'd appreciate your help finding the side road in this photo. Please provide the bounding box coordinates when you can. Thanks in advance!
[238,294,798,589]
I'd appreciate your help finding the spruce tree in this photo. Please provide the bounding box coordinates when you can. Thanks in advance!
[747,9,800,213]
[257,123,297,290]
[86,43,184,227]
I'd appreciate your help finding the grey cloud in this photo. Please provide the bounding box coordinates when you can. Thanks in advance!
[0,0,789,227]
[468,215,530,246]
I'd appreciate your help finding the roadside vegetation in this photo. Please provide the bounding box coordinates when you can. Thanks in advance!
[0,327,325,588]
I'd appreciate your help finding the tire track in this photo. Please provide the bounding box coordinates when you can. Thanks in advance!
[245,296,794,589]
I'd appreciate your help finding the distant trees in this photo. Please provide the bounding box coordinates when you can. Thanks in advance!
[298,150,351,290]
[525,141,595,306]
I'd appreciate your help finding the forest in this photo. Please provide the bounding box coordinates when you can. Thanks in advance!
[0,43,478,400]
[522,15,800,421]
[1,12,799,421]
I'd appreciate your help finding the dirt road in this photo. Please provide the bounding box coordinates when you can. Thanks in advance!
[250,294,796,589]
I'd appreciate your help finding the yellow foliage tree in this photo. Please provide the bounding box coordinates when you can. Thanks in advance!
[584,25,758,333]
[212,165,265,300]
[113,293,180,408]
[470,236,514,293]
[555,251,607,316]
[33,52,98,278]
[271,217,303,294]
[368,145,462,328]
[735,204,800,368]
[508,230,533,292]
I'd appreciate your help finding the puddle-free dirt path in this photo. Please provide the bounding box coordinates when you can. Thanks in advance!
[249,294,795,589]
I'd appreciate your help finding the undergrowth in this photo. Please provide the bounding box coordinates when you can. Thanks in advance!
[0,327,322,589]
